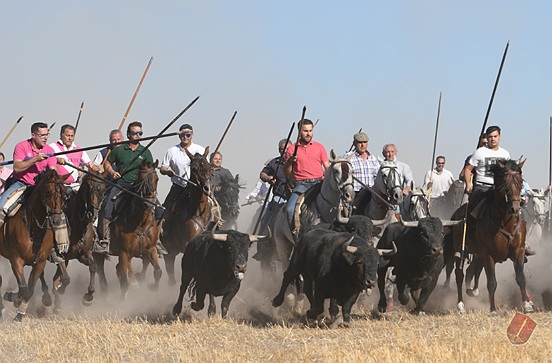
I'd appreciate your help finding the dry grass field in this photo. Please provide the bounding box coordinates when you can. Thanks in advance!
[0,241,551,362]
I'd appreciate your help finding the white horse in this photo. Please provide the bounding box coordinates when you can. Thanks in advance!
[523,189,548,247]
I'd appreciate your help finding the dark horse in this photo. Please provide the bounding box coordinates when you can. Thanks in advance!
[430,179,465,219]
[0,169,70,321]
[161,147,214,286]
[43,170,105,313]
[213,174,244,230]
[94,160,162,299]
[450,160,534,314]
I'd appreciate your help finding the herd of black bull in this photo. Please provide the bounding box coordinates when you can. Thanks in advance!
[172,213,464,326]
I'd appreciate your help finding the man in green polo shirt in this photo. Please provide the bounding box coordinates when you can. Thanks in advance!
[98,121,166,255]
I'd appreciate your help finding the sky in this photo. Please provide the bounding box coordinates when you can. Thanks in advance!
[2,1,552,224]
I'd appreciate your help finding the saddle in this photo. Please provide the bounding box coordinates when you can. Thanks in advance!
[291,183,322,236]
[469,190,493,219]
[2,186,29,217]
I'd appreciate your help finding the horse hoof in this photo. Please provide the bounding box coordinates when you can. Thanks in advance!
[457,302,466,314]
[130,282,140,290]
[147,283,159,292]
[3,292,14,302]
[207,308,216,317]
[136,273,145,282]
[410,309,426,316]
[490,310,499,316]
[285,293,295,307]
[524,301,535,313]
[54,307,62,315]
[466,288,479,297]
[13,314,23,323]
[42,295,52,307]
[82,295,93,306]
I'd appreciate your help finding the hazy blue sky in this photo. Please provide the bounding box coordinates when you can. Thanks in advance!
[2,1,551,208]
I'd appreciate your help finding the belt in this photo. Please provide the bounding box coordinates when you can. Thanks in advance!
[476,181,493,187]
[298,178,323,183]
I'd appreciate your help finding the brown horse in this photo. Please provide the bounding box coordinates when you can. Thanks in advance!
[43,170,106,313]
[160,147,214,285]
[94,160,162,299]
[0,169,70,321]
[451,159,534,314]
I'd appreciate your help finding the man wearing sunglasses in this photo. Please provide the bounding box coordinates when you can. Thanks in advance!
[99,121,158,253]
[159,124,205,213]
[423,156,454,200]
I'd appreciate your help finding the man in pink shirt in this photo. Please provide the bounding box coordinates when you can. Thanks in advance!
[50,124,98,187]
[0,122,58,227]
[284,119,330,223]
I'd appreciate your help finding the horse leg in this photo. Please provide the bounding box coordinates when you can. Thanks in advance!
[39,271,52,307]
[51,266,63,315]
[377,267,388,313]
[81,252,96,306]
[56,261,71,295]
[482,255,498,313]
[443,258,454,288]
[136,256,149,282]
[513,254,534,313]
[13,261,45,322]
[164,251,178,287]
[208,294,216,317]
[5,260,26,311]
[454,256,466,313]
[0,273,3,318]
[466,257,483,297]
[93,253,109,293]
[146,247,162,292]
[117,253,130,300]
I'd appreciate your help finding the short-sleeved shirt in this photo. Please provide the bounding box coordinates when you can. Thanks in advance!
[107,143,154,184]
[162,143,205,188]
[262,156,291,199]
[50,140,92,183]
[423,168,454,198]
[343,150,379,190]
[469,146,510,185]
[11,139,58,185]
[285,140,328,181]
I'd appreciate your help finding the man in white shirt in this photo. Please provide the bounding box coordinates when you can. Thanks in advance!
[423,156,454,199]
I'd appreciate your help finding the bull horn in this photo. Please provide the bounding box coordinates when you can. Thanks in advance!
[210,223,228,242]
[249,226,272,243]
[400,219,419,228]
[441,220,464,227]
[371,217,388,226]
[378,241,397,256]
[343,236,357,253]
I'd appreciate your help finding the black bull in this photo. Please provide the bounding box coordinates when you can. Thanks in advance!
[377,217,461,314]
[173,228,268,318]
[272,227,396,326]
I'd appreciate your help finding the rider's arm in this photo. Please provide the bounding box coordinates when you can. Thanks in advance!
[462,164,475,193]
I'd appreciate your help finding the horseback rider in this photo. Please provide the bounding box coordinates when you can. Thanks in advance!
[159,123,205,217]
[382,143,414,221]
[92,129,124,171]
[423,156,454,199]
[0,122,62,262]
[210,151,234,192]
[259,138,292,230]
[50,124,99,192]
[462,125,534,256]
[98,121,166,255]
[283,119,330,225]
[343,132,379,191]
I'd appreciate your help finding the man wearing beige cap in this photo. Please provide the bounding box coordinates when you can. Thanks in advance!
[343,132,379,191]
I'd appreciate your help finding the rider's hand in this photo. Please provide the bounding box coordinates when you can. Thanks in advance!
[112,172,121,180]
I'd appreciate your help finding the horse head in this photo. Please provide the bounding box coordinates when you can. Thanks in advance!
[186,146,212,195]
[134,160,159,200]
[374,158,404,205]
[492,159,524,216]
[214,174,244,224]
[401,188,430,221]
[77,170,106,222]
[328,149,355,208]
[33,169,71,229]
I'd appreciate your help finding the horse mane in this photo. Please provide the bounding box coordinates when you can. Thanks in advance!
[190,152,211,185]
[490,159,523,192]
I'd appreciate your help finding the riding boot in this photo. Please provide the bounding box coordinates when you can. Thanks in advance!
[95,219,110,254]
[394,213,401,222]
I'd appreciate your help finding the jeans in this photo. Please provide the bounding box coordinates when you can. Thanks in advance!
[0,180,27,211]
[286,181,320,223]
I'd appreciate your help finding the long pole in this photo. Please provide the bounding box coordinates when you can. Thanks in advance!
[477,41,509,149]
[213,111,238,155]
[74,101,84,135]
[0,115,24,149]
[118,96,200,176]
[252,122,295,234]
[427,92,442,206]
[548,117,552,235]
[118,57,153,132]
[293,106,307,158]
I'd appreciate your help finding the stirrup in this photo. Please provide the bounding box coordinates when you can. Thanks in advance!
[94,240,110,254]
